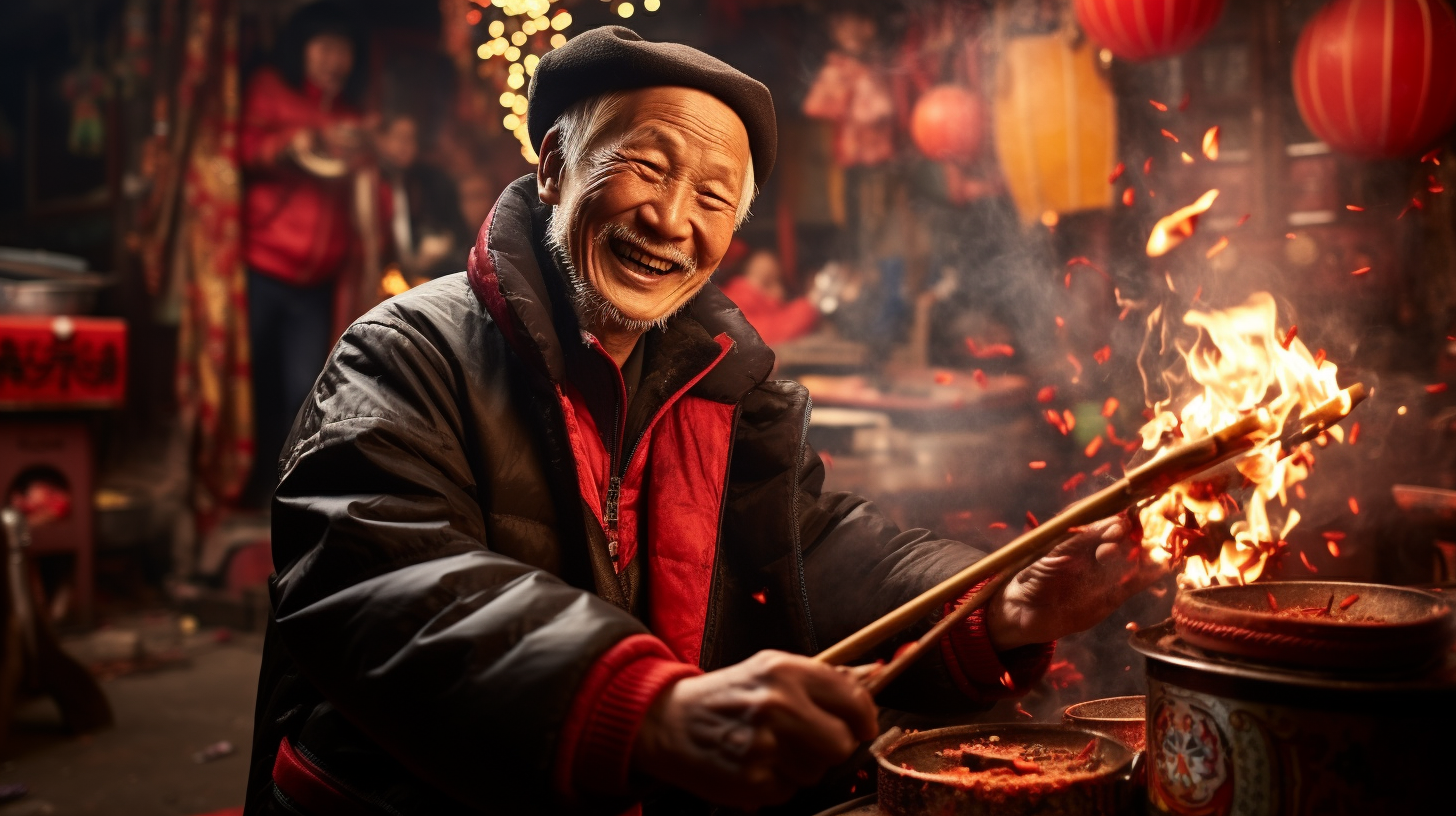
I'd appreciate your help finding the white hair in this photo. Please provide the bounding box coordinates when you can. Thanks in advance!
[548,91,757,227]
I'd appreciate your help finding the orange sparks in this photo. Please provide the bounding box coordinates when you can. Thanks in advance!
[1192,285,1203,303]
[751,589,767,604]
[1300,551,1318,573]
[1029,461,1047,470]
[965,338,1016,358]
[1091,462,1113,476]
[1280,326,1297,350]
[1037,385,1058,403]
[1000,671,1015,689]
[1265,591,1278,611]
[1180,151,1195,164]
[1084,436,1104,457]
[934,371,954,385]
[1161,129,1179,143]
[1045,410,1069,435]
[1349,422,1360,444]
[989,522,1007,530]
[1421,147,1441,164]
[1149,99,1168,111]
[1122,187,1136,206]
[1327,540,1341,558]
[1322,530,1346,541]
[1202,126,1220,160]
[1025,511,1040,528]
[1427,382,1449,394]
[1062,473,1086,491]
[1348,497,1360,515]
[1014,703,1034,719]
[1147,189,1220,257]
[1339,593,1360,610]
[1102,397,1119,417]
[1055,316,1065,328]
[1351,266,1371,276]
[1236,213,1250,226]
[1093,345,1111,364]
[1206,236,1229,259]
[1430,176,1445,193]
[1399,198,1424,218]
[1143,157,1154,174]
[1125,621,1139,632]
[1063,410,1076,432]
[1108,162,1126,183]
[1345,204,1364,212]
[973,369,988,388]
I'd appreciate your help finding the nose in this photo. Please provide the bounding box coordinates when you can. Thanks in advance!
[636,181,694,246]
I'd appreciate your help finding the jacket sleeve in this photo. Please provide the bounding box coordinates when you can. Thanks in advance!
[240,70,303,168]
[268,314,675,813]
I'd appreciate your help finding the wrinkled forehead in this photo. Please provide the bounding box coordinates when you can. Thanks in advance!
[602,87,752,181]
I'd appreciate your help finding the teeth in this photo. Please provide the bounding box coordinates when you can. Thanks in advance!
[617,242,675,273]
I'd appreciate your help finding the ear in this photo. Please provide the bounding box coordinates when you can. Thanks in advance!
[536,128,565,205]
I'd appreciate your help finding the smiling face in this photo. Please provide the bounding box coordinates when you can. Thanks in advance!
[539,87,752,337]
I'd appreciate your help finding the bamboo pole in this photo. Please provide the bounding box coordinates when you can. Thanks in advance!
[824,384,1369,688]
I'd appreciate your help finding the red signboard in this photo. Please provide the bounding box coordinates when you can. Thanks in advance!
[0,315,127,409]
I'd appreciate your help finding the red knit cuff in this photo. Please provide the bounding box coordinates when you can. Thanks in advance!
[556,634,702,801]
[939,582,1055,700]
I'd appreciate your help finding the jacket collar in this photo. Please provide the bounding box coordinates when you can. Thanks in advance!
[466,175,774,403]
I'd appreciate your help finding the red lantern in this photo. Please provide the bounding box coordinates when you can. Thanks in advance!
[910,85,984,163]
[1293,0,1456,159]
[1074,0,1226,61]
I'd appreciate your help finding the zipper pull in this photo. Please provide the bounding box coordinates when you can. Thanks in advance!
[605,476,621,561]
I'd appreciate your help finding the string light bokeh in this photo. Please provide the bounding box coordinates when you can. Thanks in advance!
[467,0,664,162]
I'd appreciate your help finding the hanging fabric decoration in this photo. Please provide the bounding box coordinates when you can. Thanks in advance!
[1292,0,1456,159]
[1074,0,1226,61]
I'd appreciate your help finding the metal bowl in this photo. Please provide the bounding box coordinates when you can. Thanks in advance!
[1063,696,1146,752]
[872,723,1138,816]
[1172,581,1452,671]
[0,276,108,315]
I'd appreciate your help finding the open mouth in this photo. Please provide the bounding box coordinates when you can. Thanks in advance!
[609,237,682,277]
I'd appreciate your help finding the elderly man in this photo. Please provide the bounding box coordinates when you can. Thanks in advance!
[245,27,1158,816]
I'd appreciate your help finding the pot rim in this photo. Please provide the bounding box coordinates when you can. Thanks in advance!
[872,722,1134,784]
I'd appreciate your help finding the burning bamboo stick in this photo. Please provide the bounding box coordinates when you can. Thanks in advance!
[820,384,1367,692]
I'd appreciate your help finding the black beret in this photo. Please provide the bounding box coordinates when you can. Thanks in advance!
[527,26,776,181]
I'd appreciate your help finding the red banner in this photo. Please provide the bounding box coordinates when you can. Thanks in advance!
[0,315,127,409]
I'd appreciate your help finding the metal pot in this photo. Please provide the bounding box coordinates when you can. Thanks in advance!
[0,276,108,315]
[1132,620,1456,815]
[1063,696,1147,752]
[871,723,1141,816]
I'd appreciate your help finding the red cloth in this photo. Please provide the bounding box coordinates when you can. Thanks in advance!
[939,582,1055,699]
[272,736,375,816]
[555,634,703,801]
[720,277,819,346]
[240,67,359,286]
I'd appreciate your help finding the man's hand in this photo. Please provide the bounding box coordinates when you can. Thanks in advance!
[632,650,878,808]
[986,515,1166,651]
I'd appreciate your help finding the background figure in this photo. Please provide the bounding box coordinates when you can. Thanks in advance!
[239,1,365,505]
[719,247,819,346]
[372,111,471,281]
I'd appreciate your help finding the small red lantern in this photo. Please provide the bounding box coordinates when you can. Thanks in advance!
[910,85,984,163]
[1074,0,1227,61]
[1293,0,1456,159]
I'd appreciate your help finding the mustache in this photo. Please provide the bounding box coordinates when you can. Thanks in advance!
[596,222,698,276]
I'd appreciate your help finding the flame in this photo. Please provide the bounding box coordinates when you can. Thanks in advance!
[1147,190,1219,257]
[1135,292,1344,588]
[1202,126,1220,161]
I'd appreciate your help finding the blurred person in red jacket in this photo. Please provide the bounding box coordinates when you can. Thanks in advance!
[240,1,366,503]
[718,246,819,346]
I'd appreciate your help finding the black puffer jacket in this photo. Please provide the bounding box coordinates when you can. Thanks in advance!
[245,177,1038,816]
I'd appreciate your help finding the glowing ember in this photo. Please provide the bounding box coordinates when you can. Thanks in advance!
[1147,189,1220,257]
[1094,346,1111,364]
[1149,99,1168,112]
[1180,152,1195,164]
[989,522,1007,530]
[1236,213,1250,226]
[1422,147,1441,163]
[1029,461,1047,470]
[1206,237,1229,259]
[1109,162,1125,183]
[1143,157,1154,174]
[1161,129,1179,143]
[1037,386,1058,403]
[1345,204,1364,212]
[1327,540,1341,557]
[1348,497,1359,515]
[973,369,988,388]
[1351,266,1371,276]
[1339,593,1359,610]
[1202,126,1220,161]
[1025,511,1039,528]
[1135,292,1346,588]
[1062,473,1086,492]
[1349,422,1360,444]
[1427,383,1448,394]
[965,338,1016,358]
[1300,552,1318,573]
[751,589,767,604]
[1084,436,1103,457]
[1102,397,1119,417]
[934,371,954,385]
[1122,188,1136,206]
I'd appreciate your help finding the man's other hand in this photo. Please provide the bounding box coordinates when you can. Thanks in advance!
[632,650,878,808]
[986,515,1166,650]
